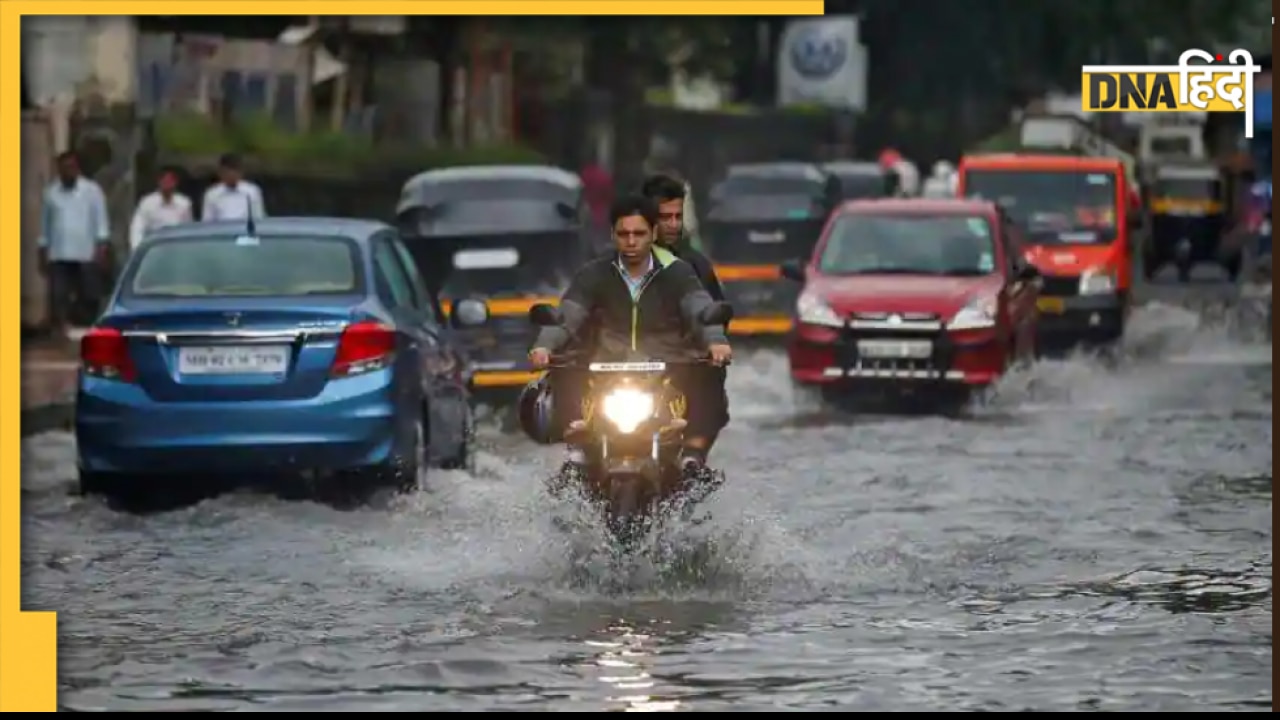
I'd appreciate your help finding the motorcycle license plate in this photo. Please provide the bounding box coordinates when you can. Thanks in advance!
[1260,220,1272,236]
[588,361,667,373]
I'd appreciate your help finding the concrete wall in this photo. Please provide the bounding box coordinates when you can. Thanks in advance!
[22,111,55,330]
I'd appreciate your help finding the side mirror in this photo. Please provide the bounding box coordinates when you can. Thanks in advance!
[451,298,489,328]
[780,259,807,282]
[1016,264,1041,282]
[528,303,563,327]
[697,300,734,327]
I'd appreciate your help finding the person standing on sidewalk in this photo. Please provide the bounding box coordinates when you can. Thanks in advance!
[38,150,111,335]
[128,165,192,251]
[200,153,266,222]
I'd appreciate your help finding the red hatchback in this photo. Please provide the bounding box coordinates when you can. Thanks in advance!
[781,198,1041,404]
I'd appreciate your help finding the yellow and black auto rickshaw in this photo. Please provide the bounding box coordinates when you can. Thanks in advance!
[702,162,839,341]
[1143,163,1240,282]
[395,165,588,402]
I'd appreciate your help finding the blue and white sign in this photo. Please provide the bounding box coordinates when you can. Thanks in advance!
[777,16,867,111]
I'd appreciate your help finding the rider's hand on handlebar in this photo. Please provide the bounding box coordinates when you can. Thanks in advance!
[529,347,552,369]
[708,343,733,366]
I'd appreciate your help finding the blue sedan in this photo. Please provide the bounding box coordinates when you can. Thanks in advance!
[75,217,490,500]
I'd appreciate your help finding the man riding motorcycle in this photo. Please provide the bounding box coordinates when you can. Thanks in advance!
[529,195,733,480]
[639,172,731,456]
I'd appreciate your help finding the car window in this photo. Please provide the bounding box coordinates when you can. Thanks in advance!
[388,235,440,323]
[372,238,417,311]
[128,235,361,298]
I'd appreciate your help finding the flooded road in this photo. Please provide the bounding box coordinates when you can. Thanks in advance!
[20,300,1271,711]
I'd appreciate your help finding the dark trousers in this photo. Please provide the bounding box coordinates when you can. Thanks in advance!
[47,261,102,328]
[550,365,729,445]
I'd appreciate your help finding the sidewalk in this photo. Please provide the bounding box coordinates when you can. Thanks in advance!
[21,339,78,435]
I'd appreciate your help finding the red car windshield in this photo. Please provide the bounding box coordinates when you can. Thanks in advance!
[817,214,997,276]
[963,169,1118,244]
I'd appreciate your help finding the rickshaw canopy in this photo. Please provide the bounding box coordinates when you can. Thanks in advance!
[396,165,584,237]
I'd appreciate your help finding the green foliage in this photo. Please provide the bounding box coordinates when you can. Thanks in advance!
[154,112,544,177]
[484,18,748,84]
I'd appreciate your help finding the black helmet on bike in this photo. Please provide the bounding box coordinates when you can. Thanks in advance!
[517,375,556,444]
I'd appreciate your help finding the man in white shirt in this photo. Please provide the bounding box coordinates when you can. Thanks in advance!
[200,153,266,222]
[39,150,111,333]
[128,165,193,250]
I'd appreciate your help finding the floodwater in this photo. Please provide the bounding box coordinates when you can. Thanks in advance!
[20,297,1272,711]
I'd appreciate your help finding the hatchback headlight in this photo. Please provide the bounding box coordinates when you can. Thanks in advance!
[600,388,655,434]
[1079,267,1116,295]
[797,291,842,327]
[948,295,997,330]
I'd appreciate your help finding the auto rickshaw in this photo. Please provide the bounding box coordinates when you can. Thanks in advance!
[395,165,589,403]
[1143,162,1238,282]
[702,162,839,341]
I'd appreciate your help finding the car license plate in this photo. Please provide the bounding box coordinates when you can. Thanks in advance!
[177,345,290,375]
[857,339,932,359]
[1037,297,1066,314]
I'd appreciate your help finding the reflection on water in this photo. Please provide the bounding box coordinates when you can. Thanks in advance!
[585,622,678,712]
[542,599,742,712]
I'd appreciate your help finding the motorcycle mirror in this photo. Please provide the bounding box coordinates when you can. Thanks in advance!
[698,301,734,326]
[529,303,563,327]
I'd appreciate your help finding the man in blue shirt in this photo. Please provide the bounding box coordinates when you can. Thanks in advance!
[39,151,111,332]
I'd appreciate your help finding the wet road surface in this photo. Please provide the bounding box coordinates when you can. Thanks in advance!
[20,298,1272,711]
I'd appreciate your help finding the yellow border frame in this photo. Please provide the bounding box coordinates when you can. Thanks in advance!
[3,1,824,710]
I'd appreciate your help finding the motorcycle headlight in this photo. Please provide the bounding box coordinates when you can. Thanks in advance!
[796,291,843,327]
[600,387,655,434]
[1079,267,1116,295]
[948,294,997,330]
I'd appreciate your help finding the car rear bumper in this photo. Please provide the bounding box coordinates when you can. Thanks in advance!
[1035,293,1124,346]
[75,370,400,476]
[787,323,1007,389]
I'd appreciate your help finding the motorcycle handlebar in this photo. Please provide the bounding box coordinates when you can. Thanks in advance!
[542,355,730,369]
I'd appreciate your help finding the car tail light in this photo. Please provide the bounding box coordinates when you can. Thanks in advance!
[81,327,136,382]
[332,321,396,377]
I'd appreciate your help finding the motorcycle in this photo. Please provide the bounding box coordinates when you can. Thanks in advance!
[529,301,733,542]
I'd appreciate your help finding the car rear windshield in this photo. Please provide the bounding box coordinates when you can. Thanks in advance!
[709,193,827,222]
[817,214,997,276]
[718,177,821,197]
[127,235,362,298]
[1153,177,1222,201]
